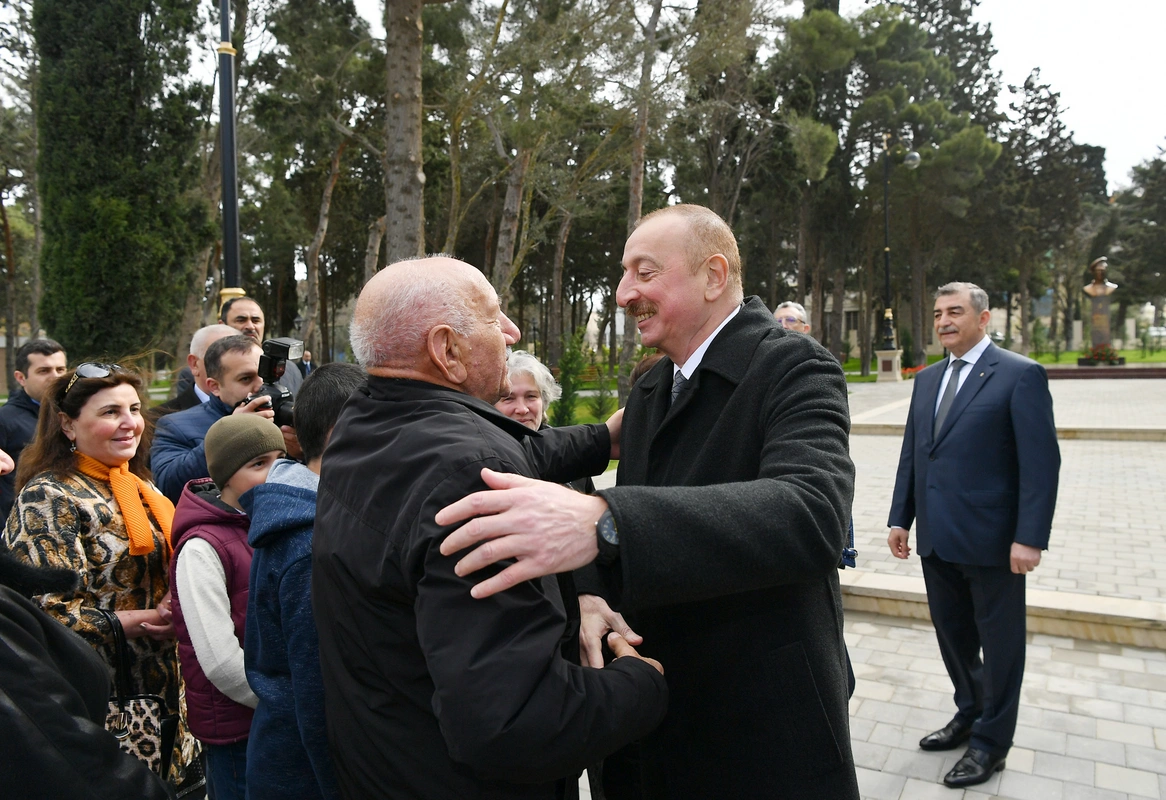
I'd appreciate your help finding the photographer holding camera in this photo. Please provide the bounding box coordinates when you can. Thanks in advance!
[153,335,301,503]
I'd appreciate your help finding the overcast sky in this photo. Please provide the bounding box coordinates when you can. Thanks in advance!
[352,0,1164,192]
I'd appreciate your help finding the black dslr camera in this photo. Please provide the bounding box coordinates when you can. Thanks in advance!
[247,337,302,428]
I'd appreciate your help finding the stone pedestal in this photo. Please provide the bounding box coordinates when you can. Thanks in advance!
[876,349,903,382]
[1090,295,1112,347]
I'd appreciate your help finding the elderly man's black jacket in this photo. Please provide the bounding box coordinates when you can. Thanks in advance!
[581,297,860,800]
[312,378,668,800]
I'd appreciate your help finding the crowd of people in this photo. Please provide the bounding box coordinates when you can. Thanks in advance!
[0,204,1057,799]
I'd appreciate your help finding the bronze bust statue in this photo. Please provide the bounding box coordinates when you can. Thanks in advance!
[1084,257,1118,298]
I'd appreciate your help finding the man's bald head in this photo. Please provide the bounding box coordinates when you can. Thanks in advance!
[350,257,483,369]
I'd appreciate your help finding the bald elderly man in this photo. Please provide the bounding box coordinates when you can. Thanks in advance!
[311,257,668,800]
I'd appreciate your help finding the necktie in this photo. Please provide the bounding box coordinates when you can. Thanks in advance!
[933,359,965,438]
[671,370,689,405]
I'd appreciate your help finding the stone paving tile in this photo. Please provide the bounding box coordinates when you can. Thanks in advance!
[1095,763,1160,798]
[848,611,1166,800]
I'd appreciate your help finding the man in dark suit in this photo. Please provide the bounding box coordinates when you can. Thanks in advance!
[150,324,236,422]
[888,281,1059,788]
[436,204,859,799]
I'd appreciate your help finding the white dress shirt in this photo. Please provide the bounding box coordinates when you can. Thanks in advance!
[674,304,743,380]
[933,335,991,416]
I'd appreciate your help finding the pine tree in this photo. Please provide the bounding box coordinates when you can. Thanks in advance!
[35,0,210,360]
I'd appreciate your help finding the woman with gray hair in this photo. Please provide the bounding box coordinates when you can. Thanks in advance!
[495,351,595,495]
[495,350,561,431]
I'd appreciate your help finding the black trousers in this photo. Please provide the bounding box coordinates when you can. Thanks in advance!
[921,554,1026,756]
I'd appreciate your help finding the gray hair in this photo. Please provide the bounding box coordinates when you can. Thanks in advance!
[775,301,808,322]
[350,256,477,368]
[189,324,238,360]
[935,282,989,315]
[506,350,562,405]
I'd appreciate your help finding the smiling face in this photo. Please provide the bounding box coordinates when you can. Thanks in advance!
[617,214,723,365]
[934,289,990,358]
[495,371,544,430]
[59,384,145,468]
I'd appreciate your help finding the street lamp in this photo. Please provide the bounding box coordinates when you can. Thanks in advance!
[218,0,241,297]
[880,134,921,350]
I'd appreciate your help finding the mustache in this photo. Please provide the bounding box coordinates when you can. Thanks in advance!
[937,327,959,335]
[626,301,657,318]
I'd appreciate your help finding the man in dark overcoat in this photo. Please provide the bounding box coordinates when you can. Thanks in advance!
[888,282,1060,788]
[437,205,859,799]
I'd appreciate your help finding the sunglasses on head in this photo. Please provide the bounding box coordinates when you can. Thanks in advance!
[64,362,124,395]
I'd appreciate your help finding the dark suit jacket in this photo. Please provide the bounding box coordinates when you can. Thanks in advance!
[148,386,201,423]
[581,297,859,799]
[0,389,40,521]
[888,341,1059,566]
[151,396,231,503]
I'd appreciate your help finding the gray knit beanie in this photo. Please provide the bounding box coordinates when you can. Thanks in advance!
[204,414,286,489]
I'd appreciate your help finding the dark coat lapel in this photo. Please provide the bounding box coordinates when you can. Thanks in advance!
[932,342,998,446]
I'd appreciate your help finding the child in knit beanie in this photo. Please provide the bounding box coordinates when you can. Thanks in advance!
[169,415,286,800]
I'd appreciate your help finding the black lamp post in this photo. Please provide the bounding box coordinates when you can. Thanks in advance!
[218,0,241,292]
[880,134,920,350]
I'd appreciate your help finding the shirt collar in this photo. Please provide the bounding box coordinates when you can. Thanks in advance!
[951,335,991,368]
[194,384,211,404]
[675,303,743,379]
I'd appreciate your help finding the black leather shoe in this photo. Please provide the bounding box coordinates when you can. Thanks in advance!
[943,747,1006,788]
[918,719,973,751]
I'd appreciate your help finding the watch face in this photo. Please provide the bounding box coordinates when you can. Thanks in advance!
[599,510,618,545]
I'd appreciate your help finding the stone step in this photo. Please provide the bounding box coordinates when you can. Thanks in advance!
[840,569,1166,650]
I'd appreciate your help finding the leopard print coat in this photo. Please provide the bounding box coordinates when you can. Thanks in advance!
[3,470,198,785]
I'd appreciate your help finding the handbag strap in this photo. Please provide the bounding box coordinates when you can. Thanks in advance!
[98,608,133,707]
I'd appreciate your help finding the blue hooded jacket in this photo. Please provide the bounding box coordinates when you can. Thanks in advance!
[241,459,338,800]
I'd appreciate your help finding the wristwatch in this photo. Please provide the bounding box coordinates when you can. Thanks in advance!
[595,508,620,565]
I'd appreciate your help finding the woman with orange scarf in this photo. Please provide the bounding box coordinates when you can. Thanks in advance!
[2,363,201,793]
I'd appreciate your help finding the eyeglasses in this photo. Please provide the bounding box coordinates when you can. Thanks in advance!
[776,316,806,327]
[64,362,123,395]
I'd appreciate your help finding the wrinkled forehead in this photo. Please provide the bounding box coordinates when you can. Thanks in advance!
[230,301,264,320]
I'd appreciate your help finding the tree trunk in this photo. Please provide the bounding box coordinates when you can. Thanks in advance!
[620,0,663,404]
[363,215,386,286]
[28,57,42,337]
[489,148,531,312]
[1,201,18,388]
[384,0,427,262]
[796,184,811,305]
[910,258,926,366]
[828,256,846,360]
[547,210,573,365]
[1017,262,1032,356]
[810,250,825,344]
[302,140,347,361]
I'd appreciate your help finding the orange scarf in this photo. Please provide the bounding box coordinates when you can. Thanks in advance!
[74,453,174,557]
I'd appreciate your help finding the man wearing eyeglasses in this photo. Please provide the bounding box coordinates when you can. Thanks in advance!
[774,301,811,334]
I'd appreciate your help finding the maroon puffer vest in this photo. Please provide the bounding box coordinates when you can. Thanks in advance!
[169,482,254,744]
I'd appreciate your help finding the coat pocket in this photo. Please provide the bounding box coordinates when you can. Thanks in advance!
[762,641,844,781]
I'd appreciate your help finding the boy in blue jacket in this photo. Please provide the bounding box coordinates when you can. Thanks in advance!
[242,363,365,800]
